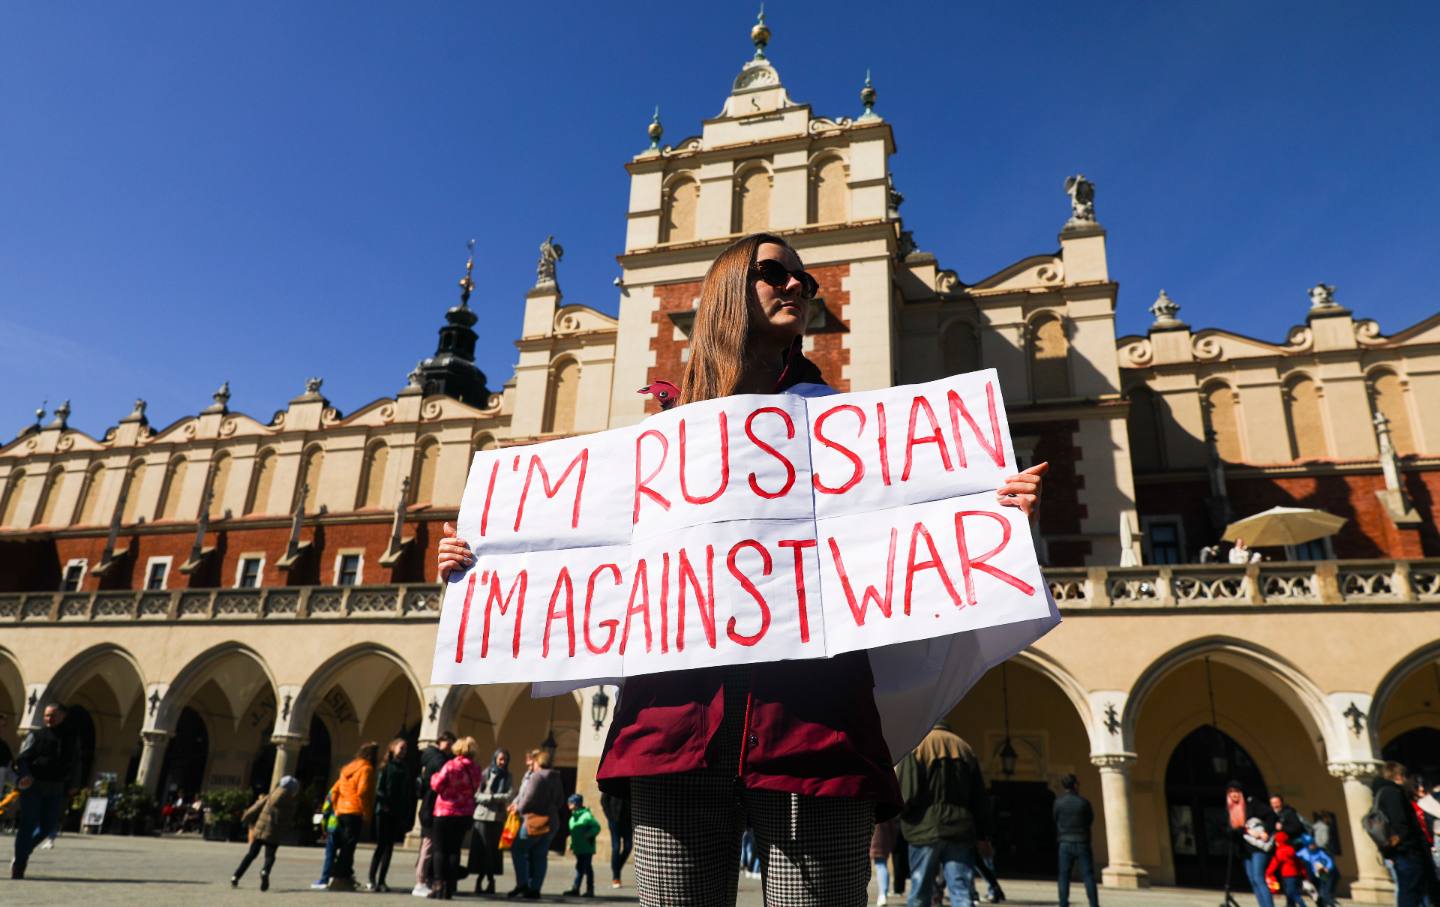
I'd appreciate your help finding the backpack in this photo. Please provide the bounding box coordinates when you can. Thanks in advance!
[1361,806,1392,851]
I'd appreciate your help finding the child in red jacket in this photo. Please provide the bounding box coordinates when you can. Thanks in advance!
[1265,831,1308,907]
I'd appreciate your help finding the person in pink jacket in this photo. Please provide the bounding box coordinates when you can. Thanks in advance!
[428,736,482,900]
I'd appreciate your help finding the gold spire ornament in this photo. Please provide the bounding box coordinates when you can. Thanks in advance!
[458,238,476,307]
[751,4,770,60]
[647,106,663,151]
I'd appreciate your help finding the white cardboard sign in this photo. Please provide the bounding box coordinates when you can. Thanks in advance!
[431,370,1049,685]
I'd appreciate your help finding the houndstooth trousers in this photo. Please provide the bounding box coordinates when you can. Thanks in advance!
[630,670,875,907]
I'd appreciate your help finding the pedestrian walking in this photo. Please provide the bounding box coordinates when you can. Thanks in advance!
[1417,777,1440,881]
[1309,810,1340,856]
[1264,830,1307,907]
[468,747,514,895]
[436,232,1048,907]
[600,789,632,889]
[429,735,483,900]
[1227,781,1278,907]
[870,817,898,907]
[1269,794,1306,840]
[508,747,565,899]
[326,741,378,891]
[563,793,601,897]
[897,721,994,907]
[1369,762,1440,907]
[368,737,413,893]
[412,731,455,898]
[230,775,299,891]
[1054,773,1099,907]
[10,703,80,880]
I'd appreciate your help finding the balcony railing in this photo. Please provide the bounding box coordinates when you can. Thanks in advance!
[1,559,1436,624]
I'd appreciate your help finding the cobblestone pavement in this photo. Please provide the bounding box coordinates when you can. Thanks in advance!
[5,833,1296,906]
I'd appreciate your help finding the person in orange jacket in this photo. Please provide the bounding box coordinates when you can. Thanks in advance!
[326,741,379,891]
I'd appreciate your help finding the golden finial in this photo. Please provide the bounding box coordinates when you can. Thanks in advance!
[458,238,476,307]
[860,69,877,118]
[751,4,770,60]
[647,106,663,150]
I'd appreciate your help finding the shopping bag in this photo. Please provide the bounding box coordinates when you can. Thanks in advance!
[498,811,520,850]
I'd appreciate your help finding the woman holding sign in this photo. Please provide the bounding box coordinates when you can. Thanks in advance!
[439,233,1048,907]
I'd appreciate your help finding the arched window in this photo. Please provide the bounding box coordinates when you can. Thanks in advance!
[1126,386,1167,471]
[412,437,441,505]
[120,461,146,524]
[472,433,498,454]
[733,165,772,235]
[35,466,67,526]
[662,175,699,244]
[1028,314,1071,399]
[1368,370,1416,455]
[158,456,189,520]
[206,453,231,519]
[297,446,324,512]
[1283,375,1328,460]
[358,442,389,509]
[542,359,581,435]
[1201,382,1243,463]
[810,156,848,224]
[75,464,105,526]
[941,321,981,376]
[245,449,277,515]
[0,470,28,528]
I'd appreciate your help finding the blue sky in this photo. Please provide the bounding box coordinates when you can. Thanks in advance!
[3,2,1437,437]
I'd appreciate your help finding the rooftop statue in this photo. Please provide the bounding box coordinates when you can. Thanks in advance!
[536,235,564,287]
[1064,173,1096,224]
[1308,283,1338,309]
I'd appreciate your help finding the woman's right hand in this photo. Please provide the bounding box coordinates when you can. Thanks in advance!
[438,521,475,580]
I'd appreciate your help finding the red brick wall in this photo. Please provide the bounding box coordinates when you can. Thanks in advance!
[1135,467,1439,559]
[644,263,854,414]
[1016,419,1091,566]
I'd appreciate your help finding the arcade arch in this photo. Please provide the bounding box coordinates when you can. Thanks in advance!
[1126,641,1344,888]
[1371,642,1440,780]
[0,648,22,758]
[291,645,424,785]
[153,645,279,794]
[944,655,1097,876]
[43,644,147,787]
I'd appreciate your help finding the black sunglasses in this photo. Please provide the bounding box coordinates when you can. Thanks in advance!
[750,259,819,299]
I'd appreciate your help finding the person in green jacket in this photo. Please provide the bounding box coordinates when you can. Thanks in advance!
[564,793,602,897]
[897,721,995,907]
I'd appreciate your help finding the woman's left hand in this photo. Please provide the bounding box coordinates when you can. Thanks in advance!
[996,462,1048,517]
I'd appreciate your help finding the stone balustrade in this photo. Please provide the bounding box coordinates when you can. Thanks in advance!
[2,559,1436,624]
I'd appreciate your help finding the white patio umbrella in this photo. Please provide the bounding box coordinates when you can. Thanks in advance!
[1221,506,1347,547]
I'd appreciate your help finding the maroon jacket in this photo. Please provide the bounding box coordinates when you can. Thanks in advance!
[596,653,903,820]
[600,349,902,819]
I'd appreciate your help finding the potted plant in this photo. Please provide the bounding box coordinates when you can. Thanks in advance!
[112,784,157,836]
[203,788,255,842]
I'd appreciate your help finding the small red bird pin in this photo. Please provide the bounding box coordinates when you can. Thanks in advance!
[638,380,681,411]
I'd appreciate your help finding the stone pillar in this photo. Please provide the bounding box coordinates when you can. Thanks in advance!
[135,730,172,795]
[1090,753,1150,888]
[1329,761,1392,903]
[270,734,306,790]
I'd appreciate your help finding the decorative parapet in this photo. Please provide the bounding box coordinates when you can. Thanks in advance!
[1045,559,1438,609]
[3,559,1433,626]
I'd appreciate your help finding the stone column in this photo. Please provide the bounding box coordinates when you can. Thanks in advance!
[269,734,306,790]
[135,730,172,795]
[1090,753,1150,888]
[1329,761,1392,903]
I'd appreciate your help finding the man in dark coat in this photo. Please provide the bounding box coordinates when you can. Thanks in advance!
[411,731,454,896]
[1054,773,1098,907]
[11,703,81,879]
[897,721,993,907]
[1371,762,1440,907]
[1268,794,1306,840]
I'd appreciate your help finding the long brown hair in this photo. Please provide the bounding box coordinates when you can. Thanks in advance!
[679,232,794,405]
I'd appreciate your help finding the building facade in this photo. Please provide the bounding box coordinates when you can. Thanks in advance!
[2,16,1437,900]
